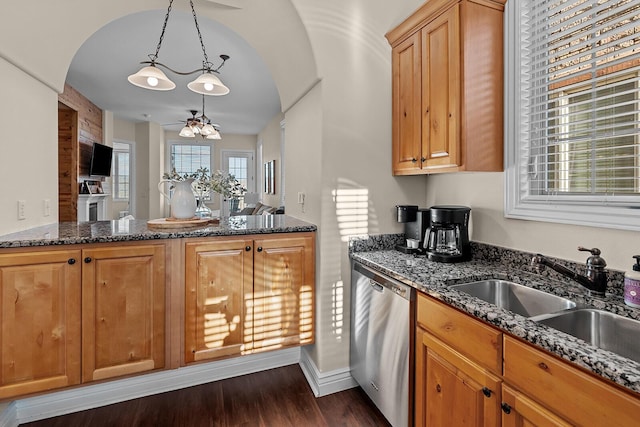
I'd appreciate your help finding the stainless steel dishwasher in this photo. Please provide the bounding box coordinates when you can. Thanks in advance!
[350,261,414,427]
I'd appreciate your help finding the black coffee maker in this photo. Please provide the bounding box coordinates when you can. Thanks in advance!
[395,205,430,254]
[424,205,471,262]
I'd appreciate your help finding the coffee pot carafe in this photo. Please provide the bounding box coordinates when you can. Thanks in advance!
[425,206,471,262]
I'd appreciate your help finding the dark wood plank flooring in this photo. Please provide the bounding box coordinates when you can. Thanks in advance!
[21,365,391,427]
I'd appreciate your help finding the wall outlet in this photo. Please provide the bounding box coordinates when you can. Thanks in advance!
[17,200,26,220]
[297,192,305,204]
[43,199,51,217]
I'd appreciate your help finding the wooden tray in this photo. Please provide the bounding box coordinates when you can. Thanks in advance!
[147,217,219,229]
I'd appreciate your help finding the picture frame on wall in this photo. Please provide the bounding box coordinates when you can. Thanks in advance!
[264,160,276,194]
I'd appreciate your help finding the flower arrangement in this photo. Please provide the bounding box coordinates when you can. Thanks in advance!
[162,167,246,200]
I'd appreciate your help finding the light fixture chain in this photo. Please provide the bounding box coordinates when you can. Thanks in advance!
[151,0,175,62]
[190,0,210,68]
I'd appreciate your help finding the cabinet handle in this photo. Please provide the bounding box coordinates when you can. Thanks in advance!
[257,247,263,253]
[435,384,441,393]
[245,246,251,251]
[421,157,426,162]
[482,387,492,398]
[411,158,417,163]
[538,362,549,370]
[84,257,92,263]
[501,403,512,414]
[68,258,76,265]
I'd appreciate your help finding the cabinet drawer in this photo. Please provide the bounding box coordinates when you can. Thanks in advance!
[417,293,501,373]
[503,336,640,427]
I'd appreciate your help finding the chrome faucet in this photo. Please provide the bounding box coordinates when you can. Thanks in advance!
[531,247,608,297]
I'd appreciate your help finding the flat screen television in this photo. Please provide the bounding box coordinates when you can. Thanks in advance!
[89,143,113,177]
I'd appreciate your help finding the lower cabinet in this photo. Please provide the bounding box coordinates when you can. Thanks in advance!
[415,327,501,427]
[184,232,315,363]
[415,294,502,427]
[0,242,166,399]
[0,249,82,399]
[501,384,572,427]
[416,292,640,427]
[81,244,166,382]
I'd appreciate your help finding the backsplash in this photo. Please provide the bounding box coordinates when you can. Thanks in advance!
[348,234,625,296]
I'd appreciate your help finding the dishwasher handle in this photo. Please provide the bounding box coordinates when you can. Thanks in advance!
[353,261,414,301]
[369,280,384,293]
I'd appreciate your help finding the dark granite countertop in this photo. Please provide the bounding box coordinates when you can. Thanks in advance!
[350,235,640,395]
[0,215,316,248]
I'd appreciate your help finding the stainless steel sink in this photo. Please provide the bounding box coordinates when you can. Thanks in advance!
[536,309,640,363]
[449,280,576,318]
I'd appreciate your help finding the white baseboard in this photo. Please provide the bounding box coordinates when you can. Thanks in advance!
[10,347,301,425]
[299,348,358,397]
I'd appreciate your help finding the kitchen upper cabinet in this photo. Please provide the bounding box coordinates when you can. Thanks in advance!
[0,249,81,399]
[81,244,166,382]
[386,0,505,175]
[184,238,253,362]
[184,233,315,364]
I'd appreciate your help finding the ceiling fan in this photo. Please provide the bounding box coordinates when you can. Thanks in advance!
[165,109,222,139]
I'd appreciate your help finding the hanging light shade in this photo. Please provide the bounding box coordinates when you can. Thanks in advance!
[187,72,230,96]
[127,65,176,91]
[179,125,195,138]
[200,122,216,136]
[206,128,222,140]
[127,0,230,95]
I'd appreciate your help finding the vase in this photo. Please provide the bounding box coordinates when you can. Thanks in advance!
[157,178,197,219]
[195,197,213,218]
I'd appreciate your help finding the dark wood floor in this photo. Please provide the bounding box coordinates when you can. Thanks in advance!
[21,365,391,427]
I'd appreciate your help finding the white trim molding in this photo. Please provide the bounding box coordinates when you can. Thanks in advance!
[8,348,301,426]
[299,348,358,397]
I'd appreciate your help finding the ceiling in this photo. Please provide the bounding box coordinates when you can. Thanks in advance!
[65,4,281,135]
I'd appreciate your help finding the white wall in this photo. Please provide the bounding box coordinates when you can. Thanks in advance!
[0,57,58,235]
[258,113,285,208]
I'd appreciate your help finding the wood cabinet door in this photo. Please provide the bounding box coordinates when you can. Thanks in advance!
[415,327,500,427]
[251,234,315,352]
[392,31,423,175]
[421,4,461,171]
[501,384,572,427]
[184,238,253,363]
[81,244,165,382]
[0,249,81,398]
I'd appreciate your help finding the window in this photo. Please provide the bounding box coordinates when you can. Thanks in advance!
[113,142,131,201]
[505,0,640,230]
[169,143,212,176]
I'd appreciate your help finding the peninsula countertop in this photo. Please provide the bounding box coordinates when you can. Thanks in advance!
[0,215,317,248]
[350,235,640,395]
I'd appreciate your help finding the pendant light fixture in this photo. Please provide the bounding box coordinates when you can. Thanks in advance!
[127,0,230,96]
[179,95,223,140]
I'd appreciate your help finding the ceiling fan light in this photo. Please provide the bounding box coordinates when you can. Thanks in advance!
[128,65,176,91]
[206,129,222,140]
[187,72,229,96]
[179,125,195,137]
[201,123,215,136]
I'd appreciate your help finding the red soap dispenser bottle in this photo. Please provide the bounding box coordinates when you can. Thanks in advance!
[624,255,640,308]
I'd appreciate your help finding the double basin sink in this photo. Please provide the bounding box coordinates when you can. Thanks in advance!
[449,280,640,363]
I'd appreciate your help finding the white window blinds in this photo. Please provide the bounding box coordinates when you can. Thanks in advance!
[505,0,640,230]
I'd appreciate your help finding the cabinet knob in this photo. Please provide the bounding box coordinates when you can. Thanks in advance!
[245,246,251,251]
[421,157,426,162]
[257,247,263,253]
[482,387,492,398]
[411,158,418,163]
[501,403,512,414]
[84,257,92,263]
[67,258,76,265]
